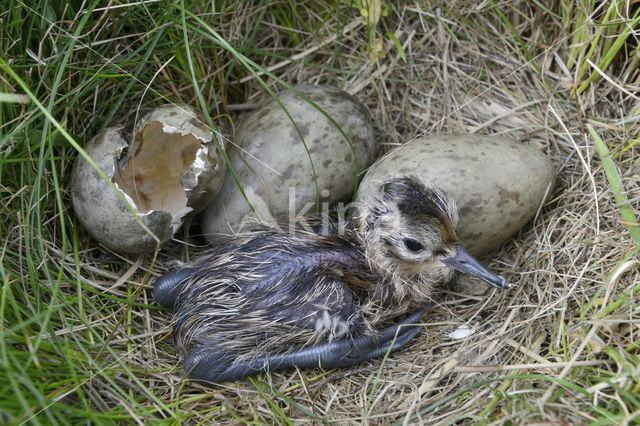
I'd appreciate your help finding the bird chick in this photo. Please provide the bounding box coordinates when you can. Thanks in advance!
[154,176,510,383]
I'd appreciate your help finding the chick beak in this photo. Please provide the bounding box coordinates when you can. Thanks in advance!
[442,244,511,289]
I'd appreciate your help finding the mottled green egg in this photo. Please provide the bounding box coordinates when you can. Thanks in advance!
[201,85,376,238]
[357,134,555,256]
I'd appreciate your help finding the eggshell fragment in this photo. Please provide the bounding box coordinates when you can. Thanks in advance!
[71,105,225,253]
[447,325,475,340]
[357,134,555,256]
[201,85,376,238]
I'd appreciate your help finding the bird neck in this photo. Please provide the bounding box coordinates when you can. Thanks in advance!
[350,204,442,323]
[354,237,434,324]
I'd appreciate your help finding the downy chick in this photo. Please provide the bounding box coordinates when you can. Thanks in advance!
[154,176,510,383]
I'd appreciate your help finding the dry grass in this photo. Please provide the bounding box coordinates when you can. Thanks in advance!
[2,1,639,424]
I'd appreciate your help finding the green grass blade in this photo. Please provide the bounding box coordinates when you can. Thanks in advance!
[590,125,640,251]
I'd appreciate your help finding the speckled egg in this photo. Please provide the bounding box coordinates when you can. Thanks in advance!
[201,85,376,237]
[357,134,555,256]
[71,105,225,253]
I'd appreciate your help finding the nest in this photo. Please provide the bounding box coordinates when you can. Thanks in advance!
[153,4,639,422]
[7,1,638,424]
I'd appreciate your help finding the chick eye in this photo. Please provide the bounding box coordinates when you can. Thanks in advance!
[403,238,424,252]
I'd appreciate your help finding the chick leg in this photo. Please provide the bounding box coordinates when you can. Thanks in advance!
[153,268,197,308]
[184,306,430,383]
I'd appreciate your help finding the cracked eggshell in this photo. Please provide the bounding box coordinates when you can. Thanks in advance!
[357,134,555,256]
[71,105,225,253]
[201,85,376,238]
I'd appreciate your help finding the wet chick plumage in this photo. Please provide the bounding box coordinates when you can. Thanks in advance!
[154,176,510,383]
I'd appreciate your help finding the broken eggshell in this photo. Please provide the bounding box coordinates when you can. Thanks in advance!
[71,105,225,253]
